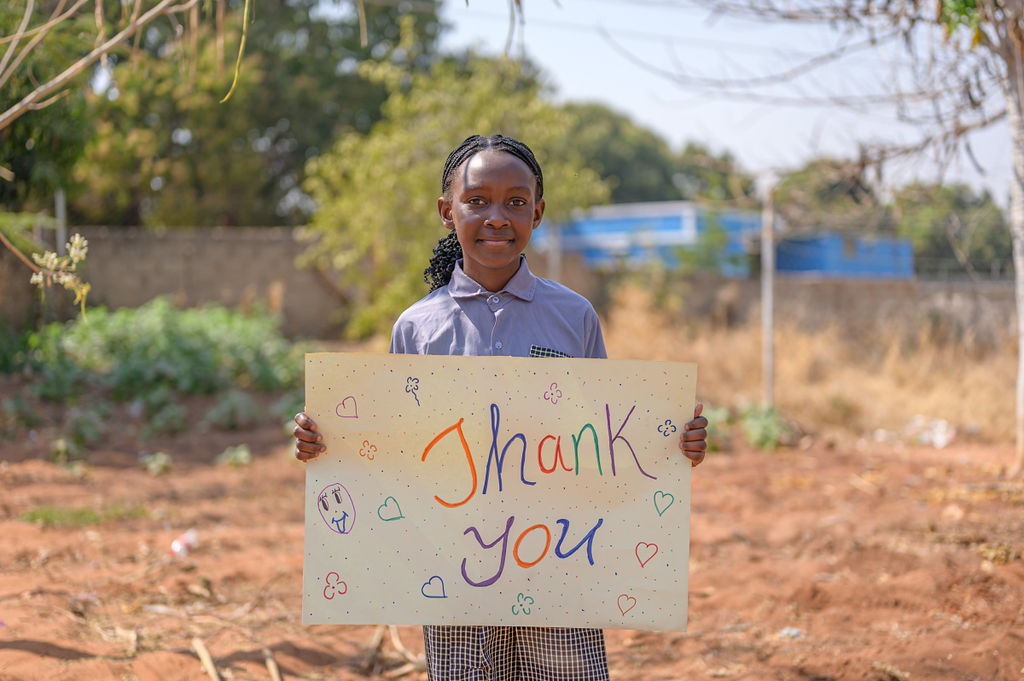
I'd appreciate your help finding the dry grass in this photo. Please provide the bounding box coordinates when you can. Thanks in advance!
[602,285,1016,444]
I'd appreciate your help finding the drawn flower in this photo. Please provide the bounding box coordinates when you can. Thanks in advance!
[359,440,377,459]
[512,592,535,615]
[658,419,677,437]
[543,382,563,404]
[405,377,419,393]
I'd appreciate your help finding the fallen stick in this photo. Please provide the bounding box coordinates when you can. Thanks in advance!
[191,637,222,681]
[263,647,283,681]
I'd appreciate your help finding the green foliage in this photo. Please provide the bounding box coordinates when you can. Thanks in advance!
[21,504,149,528]
[304,54,611,338]
[203,389,261,430]
[64,404,109,450]
[272,387,305,435]
[702,405,733,452]
[53,297,303,398]
[563,104,755,205]
[775,158,892,234]
[740,405,789,451]
[1,395,40,438]
[140,402,188,441]
[70,3,442,227]
[892,183,1010,276]
[0,6,92,212]
[940,0,981,40]
[216,443,253,468]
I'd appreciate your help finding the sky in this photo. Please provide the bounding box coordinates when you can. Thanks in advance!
[438,1,1012,204]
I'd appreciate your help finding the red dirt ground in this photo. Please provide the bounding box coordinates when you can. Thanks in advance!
[2,423,1023,680]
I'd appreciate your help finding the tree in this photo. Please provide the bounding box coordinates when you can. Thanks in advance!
[893,183,1011,279]
[69,2,442,227]
[610,0,1023,475]
[774,157,893,234]
[1,4,92,211]
[565,102,755,205]
[302,54,610,338]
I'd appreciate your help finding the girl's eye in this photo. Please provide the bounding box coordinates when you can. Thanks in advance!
[508,198,527,207]
[467,197,486,205]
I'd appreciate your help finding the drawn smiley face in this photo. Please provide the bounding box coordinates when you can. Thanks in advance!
[317,482,356,535]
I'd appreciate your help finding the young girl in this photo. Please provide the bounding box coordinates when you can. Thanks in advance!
[294,134,708,681]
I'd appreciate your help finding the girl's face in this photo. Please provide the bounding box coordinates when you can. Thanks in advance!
[438,149,545,293]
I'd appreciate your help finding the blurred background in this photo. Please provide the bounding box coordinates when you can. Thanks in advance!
[1,3,1022,678]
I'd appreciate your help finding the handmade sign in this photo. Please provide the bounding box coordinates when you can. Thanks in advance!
[302,352,696,631]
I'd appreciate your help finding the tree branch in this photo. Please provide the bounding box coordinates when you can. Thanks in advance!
[0,0,197,131]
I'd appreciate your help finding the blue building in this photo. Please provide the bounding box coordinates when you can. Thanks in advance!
[537,201,913,279]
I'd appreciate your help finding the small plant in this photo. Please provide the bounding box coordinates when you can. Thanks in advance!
[50,437,83,465]
[65,405,108,451]
[203,389,261,430]
[139,451,173,476]
[272,387,305,434]
[740,405,789,451]
[1,394,40,438]
[216,443,252,468]
[141,402,188,440]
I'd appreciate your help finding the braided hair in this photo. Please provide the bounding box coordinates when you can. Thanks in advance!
[423,134,544,292]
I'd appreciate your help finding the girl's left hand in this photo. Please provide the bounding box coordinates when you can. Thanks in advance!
[679,402,708,467]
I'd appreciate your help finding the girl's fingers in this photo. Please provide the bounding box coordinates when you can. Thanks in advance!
[685,417,708,431]
[681,428,707,444]
[294,412,318,431]
[693,402,703,419]
[292,425,323,443]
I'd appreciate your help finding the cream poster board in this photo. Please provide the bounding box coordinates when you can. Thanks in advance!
[302,352,696,631]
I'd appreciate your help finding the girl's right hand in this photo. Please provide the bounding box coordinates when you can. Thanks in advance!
[294,412,325,462]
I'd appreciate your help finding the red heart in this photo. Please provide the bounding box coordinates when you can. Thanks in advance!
[635,541,659,568]
[617,593,637,615]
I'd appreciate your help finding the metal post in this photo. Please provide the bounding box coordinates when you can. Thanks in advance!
[761,183,775,408]
[55,187,67,255]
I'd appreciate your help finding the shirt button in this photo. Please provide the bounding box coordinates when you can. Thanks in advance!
[487,295,499,305]
[494,341,503,350]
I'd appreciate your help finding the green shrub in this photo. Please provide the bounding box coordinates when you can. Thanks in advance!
[203,389,262,430]
[64,405,108,450]
[1,395,40,437]
[141,401,188,440]
[740,405,789,451]
[139,451,173,475]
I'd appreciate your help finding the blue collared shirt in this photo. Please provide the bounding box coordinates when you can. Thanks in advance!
[389,257,607,360]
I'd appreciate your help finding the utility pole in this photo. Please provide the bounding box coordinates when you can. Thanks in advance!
[55,188,67,255]
[760,180,775,408]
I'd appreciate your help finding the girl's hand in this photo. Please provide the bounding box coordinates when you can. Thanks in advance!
[679,402,708,467]
[294,411,325,462]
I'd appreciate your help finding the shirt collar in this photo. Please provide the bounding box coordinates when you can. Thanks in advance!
[448,256,537,302]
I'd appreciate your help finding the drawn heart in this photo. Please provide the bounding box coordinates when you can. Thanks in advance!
[377,496,404,522]
[335,396,358,418]
[421,575,446,599]
[323,571,347,600]
[617,593,637,616]
[653,490,675,516]
[635,541,659,568]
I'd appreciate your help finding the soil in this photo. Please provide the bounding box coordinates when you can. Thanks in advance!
[1,423,1023,680]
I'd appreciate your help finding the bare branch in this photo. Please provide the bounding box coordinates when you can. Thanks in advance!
[0,0,88,47]
[0,0,35,82]
[0,0,192,131]
[0,0,70,91]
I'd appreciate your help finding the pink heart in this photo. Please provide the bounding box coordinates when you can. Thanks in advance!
[635,541,659,568]
[617,593,637,615]
[336,396,358,418]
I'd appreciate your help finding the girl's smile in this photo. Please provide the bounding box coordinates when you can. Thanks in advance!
[438,149,545,293]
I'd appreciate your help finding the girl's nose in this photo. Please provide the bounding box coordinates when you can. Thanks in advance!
[484,209,510,227]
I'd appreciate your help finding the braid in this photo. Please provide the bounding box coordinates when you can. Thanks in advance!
[424,231,463,292]
[423,134,544,292]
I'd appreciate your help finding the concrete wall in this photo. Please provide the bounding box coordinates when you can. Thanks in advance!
[1,227,1015,349]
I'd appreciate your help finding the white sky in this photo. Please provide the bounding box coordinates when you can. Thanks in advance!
[439,1,1012,205]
